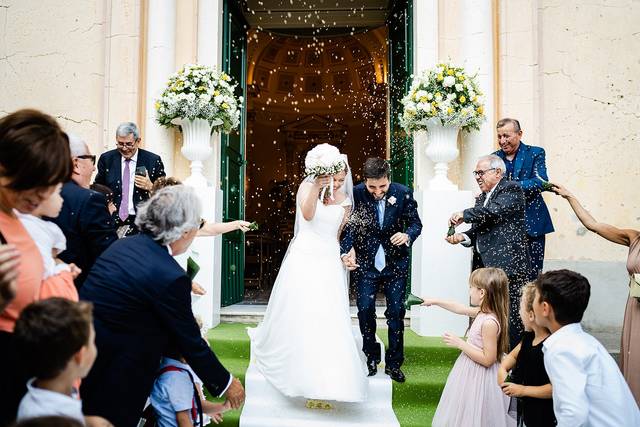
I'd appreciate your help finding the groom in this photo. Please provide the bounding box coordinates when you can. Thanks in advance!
[340,158,422,382]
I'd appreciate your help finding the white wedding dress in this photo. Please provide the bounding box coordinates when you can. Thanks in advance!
[248,192,368,402]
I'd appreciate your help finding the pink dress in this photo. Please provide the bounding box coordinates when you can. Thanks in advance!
[432,312,515,427]
[621,234,640,405]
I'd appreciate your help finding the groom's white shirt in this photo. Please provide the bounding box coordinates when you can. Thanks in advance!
[461,184,498,247]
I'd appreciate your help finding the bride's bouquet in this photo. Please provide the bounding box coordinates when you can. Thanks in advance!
[304,144,346,201]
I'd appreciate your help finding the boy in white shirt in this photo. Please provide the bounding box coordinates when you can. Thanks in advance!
[532,269,640,426]
[13,298,112,427]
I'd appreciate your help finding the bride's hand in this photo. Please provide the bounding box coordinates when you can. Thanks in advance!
[313,175,331,189]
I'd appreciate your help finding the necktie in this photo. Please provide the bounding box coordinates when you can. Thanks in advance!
[374,199,386,271]
[119,159,131,221]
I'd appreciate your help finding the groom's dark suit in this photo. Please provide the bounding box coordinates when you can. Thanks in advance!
[340,182,422,370]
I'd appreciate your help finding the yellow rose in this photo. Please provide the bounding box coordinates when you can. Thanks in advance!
[419,96,428,102]
[458,75,465,81]
[214,90,220,96]
[447,69,454,76]
[459,95,466,103]
[477,106,484,114]
[222,102,229,109]
[447,107,453,114]
[154,101,161,110]
[437,74,444,81]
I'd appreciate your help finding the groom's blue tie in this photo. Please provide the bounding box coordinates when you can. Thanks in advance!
[375,199,386,271]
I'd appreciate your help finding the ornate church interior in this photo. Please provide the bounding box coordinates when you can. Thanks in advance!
[241,2,391,302]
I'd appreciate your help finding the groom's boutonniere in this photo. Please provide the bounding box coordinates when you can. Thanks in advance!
[387,196,397,205]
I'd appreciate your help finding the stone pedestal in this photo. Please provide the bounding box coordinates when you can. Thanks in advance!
[239,328,399,427]
[410,190,474,337]
[174,184,224,330]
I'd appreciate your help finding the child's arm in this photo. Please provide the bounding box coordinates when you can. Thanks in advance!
[544,348,589,425]
[176,410,194,427]
[197,383,230,424]
[443,319,499,368]
[421,298,480,317]
[498,343,521,385]
[502,382,553,399]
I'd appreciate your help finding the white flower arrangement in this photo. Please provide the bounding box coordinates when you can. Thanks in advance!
[400,63,485,133]
[155,64,242,134]
[304,143,346,201]
[304,144,345,178]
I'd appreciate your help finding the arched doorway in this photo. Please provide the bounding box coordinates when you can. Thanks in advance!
[221,0,414,305]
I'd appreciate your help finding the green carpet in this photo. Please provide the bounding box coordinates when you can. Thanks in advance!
[206,323,458,426]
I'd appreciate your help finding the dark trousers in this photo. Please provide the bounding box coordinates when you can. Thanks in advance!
[527,234,546,277]
[354,267,407,369]
[507,272,529,350]
[0,332,28,427]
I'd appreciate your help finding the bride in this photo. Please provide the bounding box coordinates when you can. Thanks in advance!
[248,144,368,402]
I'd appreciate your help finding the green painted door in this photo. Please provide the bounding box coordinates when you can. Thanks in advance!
[388,0,413,187]
[220,0,247,306]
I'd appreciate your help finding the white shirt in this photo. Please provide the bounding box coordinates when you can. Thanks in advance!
[121,150,139,215]
[16,212,69,279]
[17,378,85,425]
[542,323,640,426]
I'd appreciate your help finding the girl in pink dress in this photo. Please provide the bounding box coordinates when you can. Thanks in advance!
[422,267,515,427]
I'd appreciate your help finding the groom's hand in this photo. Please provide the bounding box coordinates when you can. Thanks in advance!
[445,233,465,245]
[341,251,359,270]
[390,232,410,246]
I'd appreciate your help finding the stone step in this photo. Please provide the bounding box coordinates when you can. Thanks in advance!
[220,304,410,327]
[239,327,400,427]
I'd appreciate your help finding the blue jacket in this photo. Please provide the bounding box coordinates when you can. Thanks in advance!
[79,234,230,427]
[94,148,165,214]
[495,142,554,237]
[340,182,422,276]
[50,180,117,288]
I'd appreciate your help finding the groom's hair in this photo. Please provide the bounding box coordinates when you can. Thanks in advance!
[363,158,390,180]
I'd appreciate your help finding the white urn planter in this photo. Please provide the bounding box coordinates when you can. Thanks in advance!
[424,123,460,191]
[172,118,214,188]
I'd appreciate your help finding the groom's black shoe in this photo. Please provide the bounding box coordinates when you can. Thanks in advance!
[385,367,406,383]
[367,359,378,377]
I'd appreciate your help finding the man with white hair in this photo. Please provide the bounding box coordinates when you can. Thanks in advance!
[95,122,165,237]
[51,134,117,288]
[446,154,532,348]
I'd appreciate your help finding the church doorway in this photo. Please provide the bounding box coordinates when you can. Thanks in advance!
[221,0,414,305]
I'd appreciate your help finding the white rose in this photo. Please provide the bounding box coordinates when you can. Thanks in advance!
[416,102,429,112]
[305,143,341,170]
[455,83,463,92]
[443,75,456,87]
[447,93,456,101]
[435,93,443,102]
[214,95,224,105]
[415,90,428,100]
[426,93,433,101]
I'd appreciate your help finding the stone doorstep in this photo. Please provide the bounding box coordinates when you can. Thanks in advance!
[220,304,411,327]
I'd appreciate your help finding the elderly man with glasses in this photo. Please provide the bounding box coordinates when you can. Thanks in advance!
[445,154,533,349]
[94,122,166,237]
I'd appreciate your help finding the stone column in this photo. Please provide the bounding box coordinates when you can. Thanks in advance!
[410,0,472,338]
[412,0,438,190]
[144,0,177,174]
[460,0,496,190]
[188,0,225,328]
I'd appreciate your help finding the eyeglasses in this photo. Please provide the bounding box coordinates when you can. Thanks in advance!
[76,154,96,165]
[199,218,206,230]
[472,168,496,178]
[116,140,138,148]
